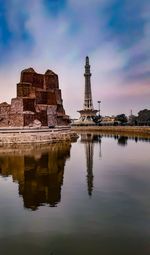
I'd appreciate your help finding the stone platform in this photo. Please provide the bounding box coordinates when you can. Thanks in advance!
[0,127,78,145]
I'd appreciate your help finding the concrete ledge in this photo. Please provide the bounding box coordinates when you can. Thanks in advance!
[0,129,78,144]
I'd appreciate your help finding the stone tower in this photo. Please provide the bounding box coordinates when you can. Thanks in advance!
[75,57,98,125]
[84,56,93,110]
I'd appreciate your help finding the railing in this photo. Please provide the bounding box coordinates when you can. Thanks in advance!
[0,126,71,134]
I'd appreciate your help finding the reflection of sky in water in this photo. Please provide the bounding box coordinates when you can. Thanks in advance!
[0,135,150,255]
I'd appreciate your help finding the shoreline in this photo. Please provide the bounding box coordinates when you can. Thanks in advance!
[0,127,78,145]
[71,126,150,137]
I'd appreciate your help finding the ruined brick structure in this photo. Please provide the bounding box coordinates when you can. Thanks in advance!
[0,68,69,127]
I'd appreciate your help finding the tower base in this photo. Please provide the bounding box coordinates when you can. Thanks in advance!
[73,109,98,126]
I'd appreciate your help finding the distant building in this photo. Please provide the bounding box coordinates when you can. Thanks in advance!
[128,111,137,125]
[100,116,117,126]
[0,68,69,127]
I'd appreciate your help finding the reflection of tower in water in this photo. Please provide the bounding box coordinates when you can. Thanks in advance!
[85,135,94,196]
[80,134,97,196]
[81,133,102,196]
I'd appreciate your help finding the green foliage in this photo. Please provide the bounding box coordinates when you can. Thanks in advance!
[138,109,150,121]
[115,114,128,124]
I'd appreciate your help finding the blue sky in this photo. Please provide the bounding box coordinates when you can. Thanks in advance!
[0,0,149,117]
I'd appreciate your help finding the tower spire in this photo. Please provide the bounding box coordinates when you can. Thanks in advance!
[84,56,93,110]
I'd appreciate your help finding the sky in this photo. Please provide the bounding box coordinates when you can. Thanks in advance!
[0,0,149,118]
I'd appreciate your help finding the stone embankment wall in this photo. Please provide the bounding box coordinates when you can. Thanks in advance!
[71,126,150,136]
[0,130,78,145]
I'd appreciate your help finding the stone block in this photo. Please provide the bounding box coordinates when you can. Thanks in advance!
[32,73,44,89]
[17,83,35,98]
[35,110,47,126]
[55,89,62,105]
[47,105,57,115]
[35,104,47,112]
[47,91,57,105]
[21,71,34,83]
[9,113,24,126]
[45,74,59,90]
[57,104,65,116]
[11,98,23,114]
[36,91,47,105]
[47,115,57,126]
[24,113,35,126]
[23,98,35,112]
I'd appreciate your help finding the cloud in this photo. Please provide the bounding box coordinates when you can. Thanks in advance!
[0,0,149,117]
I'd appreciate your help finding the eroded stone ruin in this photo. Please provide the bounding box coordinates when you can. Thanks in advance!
[0,68,69,127]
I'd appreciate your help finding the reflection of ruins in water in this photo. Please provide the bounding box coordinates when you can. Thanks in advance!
[80,133,102,196]
[0,143,71,210]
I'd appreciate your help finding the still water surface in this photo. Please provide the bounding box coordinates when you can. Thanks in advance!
[0,133,150,255]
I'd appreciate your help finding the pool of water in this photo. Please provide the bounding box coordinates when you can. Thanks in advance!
[0,133,150,255]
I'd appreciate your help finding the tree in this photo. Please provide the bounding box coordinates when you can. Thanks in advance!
[117,136,128,146]
[136,109,150,125]
[115,114,128,125]
[137,109,150,123]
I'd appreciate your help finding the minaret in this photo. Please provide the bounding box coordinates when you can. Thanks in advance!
[76,56,98,125]
[84,56,93,110]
